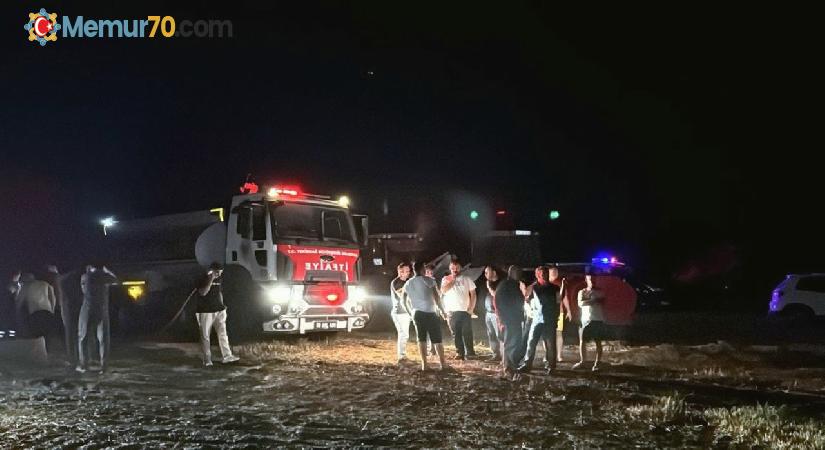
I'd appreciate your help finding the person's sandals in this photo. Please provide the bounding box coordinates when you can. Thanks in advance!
[571,361,585,370]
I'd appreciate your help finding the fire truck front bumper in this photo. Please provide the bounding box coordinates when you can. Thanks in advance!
[262,313,369,334]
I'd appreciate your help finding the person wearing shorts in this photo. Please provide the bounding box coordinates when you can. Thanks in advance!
[404,263,449,371]
[573,273,606,371]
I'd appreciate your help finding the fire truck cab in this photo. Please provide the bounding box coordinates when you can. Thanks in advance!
[225,184,370,334]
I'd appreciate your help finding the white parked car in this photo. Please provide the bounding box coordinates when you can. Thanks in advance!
[770,274,825,317]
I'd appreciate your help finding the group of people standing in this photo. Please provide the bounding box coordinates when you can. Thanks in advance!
[4,263,118,373]
[389,259,607,380]
[3,262,240,372]
[389,259,481,371]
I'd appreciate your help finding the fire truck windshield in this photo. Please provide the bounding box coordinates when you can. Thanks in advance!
[269,201,358,245]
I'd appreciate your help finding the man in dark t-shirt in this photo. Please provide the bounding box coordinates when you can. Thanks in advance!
[495,266,526,379]
[196,263,239,366]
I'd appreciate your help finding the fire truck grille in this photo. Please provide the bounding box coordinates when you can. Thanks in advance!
[303,306,348,316]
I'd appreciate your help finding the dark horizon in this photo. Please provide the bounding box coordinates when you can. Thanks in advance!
[2,3,822,299]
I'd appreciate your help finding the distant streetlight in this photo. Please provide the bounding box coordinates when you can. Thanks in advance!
[549,210,560,221]
[469,210,479,221]
[100,216,117,235]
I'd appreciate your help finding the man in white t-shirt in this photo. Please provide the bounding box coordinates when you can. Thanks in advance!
[440,260,477,360]
[573,273,606,371]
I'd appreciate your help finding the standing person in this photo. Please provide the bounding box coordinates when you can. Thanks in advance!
[518,266,560,373]
[573,273,606,371]
[390,262,413,364]
[519,276,532,360]
[43,265,74,364]
[62,267,89,368]
[519,266,549,367]
[551,266,572,363]
[440,259,477,360]
[423,263,439,357]
[404,263,449,371]
[482,265,502,361]
[77,264,118,373]
[195,263,240,366]
[15,273,58,348]
[495,265,526,380]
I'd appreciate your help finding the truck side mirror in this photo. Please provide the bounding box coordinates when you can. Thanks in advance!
[352,214,369,247]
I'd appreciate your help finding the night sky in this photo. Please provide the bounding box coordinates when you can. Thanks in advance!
[1,2,821,302]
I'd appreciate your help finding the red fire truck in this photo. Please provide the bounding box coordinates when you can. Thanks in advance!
[103,183,370,337]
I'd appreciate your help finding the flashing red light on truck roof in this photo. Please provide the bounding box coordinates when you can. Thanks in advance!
[240,182,259,194]
[267,185,302,198]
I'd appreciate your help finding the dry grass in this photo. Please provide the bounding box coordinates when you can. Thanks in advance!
[617,394,825,449]
[623,392,689,424]
[237,336,429,366]
[705,404,825,449]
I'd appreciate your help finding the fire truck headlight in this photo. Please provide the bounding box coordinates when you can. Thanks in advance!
[267,286,292,303]
[347,286,367,303]
[271,304,282,315]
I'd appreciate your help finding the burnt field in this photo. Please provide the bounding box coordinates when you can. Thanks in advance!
[3,328,825,448]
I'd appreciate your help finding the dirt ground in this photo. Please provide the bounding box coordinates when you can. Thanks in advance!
[3,332,825,448]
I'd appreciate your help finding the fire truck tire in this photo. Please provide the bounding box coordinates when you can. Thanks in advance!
[221,266,259,339]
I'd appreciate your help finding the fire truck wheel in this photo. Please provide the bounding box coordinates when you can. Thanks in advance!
[221,266,260,339]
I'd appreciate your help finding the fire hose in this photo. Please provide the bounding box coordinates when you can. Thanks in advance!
[158,288,197,334]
